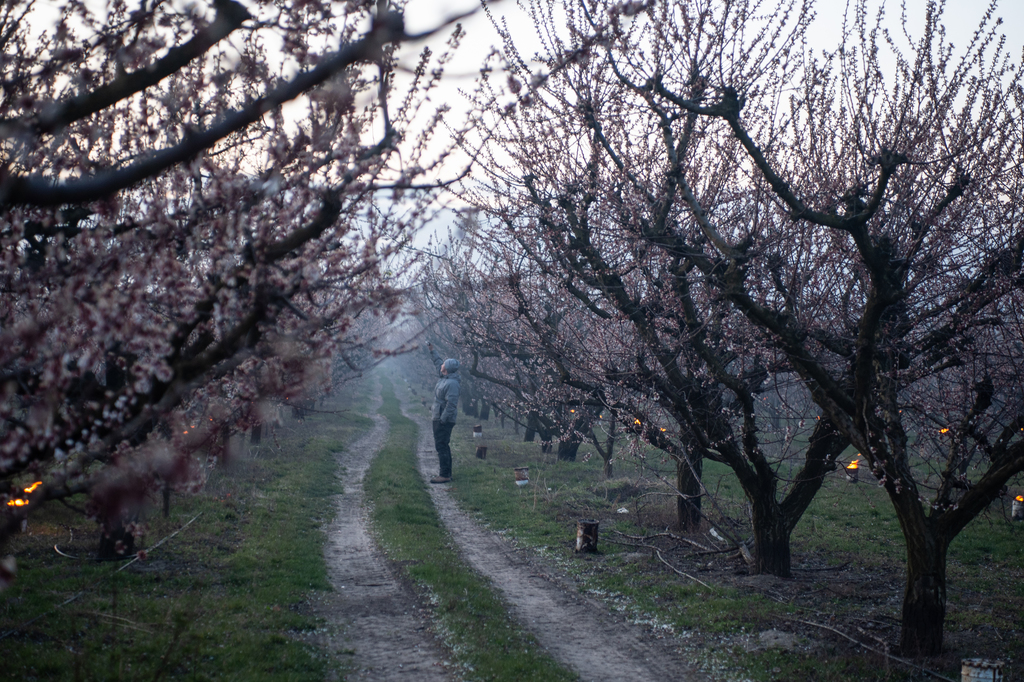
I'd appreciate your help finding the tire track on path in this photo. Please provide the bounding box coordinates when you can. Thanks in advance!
[316,382,451,681]
[400,393,710,682]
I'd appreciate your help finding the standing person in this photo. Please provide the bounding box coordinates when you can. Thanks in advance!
[427,343,460,483]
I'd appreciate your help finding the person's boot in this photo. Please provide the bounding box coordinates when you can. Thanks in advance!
[430,475,452,484]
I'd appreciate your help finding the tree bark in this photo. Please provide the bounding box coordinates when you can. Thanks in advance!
[524,410,540,442]
[676,453,703,532]
[749,490,791,577]
[894,508,949,655]
[557,438,581,461]
[900,545,947,656]
[97,520,136,559]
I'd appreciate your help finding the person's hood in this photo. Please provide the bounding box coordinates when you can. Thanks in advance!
[442,358,460,374]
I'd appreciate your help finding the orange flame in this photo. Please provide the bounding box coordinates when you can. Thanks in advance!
[940,428,950,434]
[1016,495,1024,503]
[6,481,43,507]
[846,459,860,471]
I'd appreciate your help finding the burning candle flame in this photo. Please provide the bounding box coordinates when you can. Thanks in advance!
[846,459,860,471]
[1016,495,1024,503]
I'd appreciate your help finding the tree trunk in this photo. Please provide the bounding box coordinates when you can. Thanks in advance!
[676,453,702,532]
[98,519,136,559]
[461,389,478,417]
[249,422,262,445]
[749,491,792,577]
[557,438,581,461]
[479,401,490,420]
[899,528,948,655]
[524,410,540,442]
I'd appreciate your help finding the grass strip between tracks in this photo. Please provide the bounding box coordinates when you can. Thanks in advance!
[364,376,576,682]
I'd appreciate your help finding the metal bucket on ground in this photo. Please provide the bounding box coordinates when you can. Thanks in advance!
[962,659,1004,682]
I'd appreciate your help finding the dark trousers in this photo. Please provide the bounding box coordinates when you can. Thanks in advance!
[432,419,455,478]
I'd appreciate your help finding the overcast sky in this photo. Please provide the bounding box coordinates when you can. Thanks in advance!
[403,0,1024,88]
[395,0,1024,246]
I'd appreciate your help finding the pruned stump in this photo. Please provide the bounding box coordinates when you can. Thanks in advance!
[513,467,529,487]
[1012,496,1023,521]
[475,445,487,460]
[473,424,483,438]
[575,519,599,553]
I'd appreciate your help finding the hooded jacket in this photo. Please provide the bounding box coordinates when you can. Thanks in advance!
[430,348,461,423]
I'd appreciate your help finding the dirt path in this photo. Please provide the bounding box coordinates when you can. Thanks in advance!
[315,383,451,681]
[402,397,710,682]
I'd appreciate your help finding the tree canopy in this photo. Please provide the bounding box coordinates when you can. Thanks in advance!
[0,0,464,548]
[428,0,1024,655]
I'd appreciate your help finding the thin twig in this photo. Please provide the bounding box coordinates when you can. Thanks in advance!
[612,529,715,553]
[604,536,713,589]
[651,546,713,589]
[0,513,203,640]
[78,610,155,633]
[117,512,203,573]
[791,561,850,572]
[788,618,956,682]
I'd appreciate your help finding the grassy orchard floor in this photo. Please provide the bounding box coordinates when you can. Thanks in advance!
[2,374,579,682]
[0,384,375,681]
[394,380,1024,682]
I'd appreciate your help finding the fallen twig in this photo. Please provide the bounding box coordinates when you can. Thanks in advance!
[792,561,850,573]
[788,617,956,682]
[604,535,713,589]
[612,529,715,553]
[0,513,203,641]
[78,610,155,633]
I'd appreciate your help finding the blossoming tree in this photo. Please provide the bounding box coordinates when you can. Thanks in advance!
[0,0,465,554]
[458,0,1024,655]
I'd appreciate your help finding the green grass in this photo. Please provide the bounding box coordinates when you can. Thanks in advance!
[0,390,374,681]
[390,375,1024,682]
[364,374,576,681]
